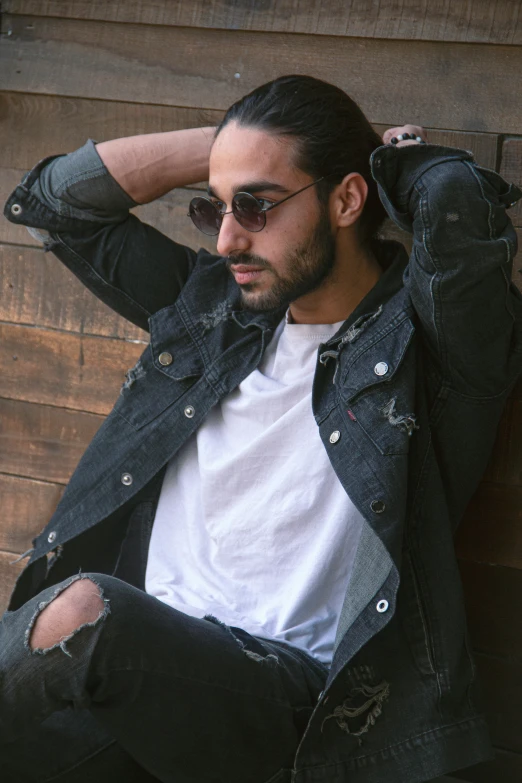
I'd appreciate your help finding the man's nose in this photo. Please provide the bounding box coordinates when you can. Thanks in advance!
[216,212,251,258]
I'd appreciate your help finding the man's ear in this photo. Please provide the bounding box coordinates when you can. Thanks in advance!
[330,173,368,228]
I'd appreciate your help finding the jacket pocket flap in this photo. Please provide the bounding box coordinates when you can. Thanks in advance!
[340,318,415,403]
[149,303,204,381]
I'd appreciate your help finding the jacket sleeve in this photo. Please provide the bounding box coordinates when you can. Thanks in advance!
[2,140,198,332]
[371,143,522,398]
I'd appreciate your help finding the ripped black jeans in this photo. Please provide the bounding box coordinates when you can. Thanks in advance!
[0,573,328,783]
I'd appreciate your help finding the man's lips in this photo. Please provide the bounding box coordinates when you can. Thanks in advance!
[230,264,267,284]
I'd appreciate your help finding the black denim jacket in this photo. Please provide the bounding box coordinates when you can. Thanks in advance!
[4,140,522,783]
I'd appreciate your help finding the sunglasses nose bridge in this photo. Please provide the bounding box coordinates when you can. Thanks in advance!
[216,209,253,257]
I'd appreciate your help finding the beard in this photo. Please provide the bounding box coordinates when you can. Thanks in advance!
[226,205,336,312]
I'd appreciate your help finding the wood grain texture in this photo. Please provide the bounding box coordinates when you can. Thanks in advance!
[4,0,522,45]
[0,397,103,484]
[2,15,522,133]
[0,93,500,172]
[475,653,522,753]
[0,473,63,554]
[0,169,40,246]
[455,483,522,569]
[0,551,24,614]
[0,323,143,414]
[0,244,147,340]
[459,560,522,661]
[0,92,224,169]
[500,138,522,227]
[453,748,522,783]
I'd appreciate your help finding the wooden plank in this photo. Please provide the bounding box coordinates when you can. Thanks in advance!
[0,92,224,170]
[0,473,63,554]
[453,748,522,783]
[0,93,500,172]
[456,483,522,569]
[0,92,498,172]
[0,323,143,415]
[458,560,522,662]
[0,244,147,341]
[0,397,103,484]
[2,16,522,133]
[475,653,522,754]
[0,168,216,252]
[483,398,522,487]
[0,169,40,246]
[4,0,522,45]
[0,551,24,615]
[500,138,522,227]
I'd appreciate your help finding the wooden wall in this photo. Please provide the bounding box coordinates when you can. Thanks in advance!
[0,4,521,780]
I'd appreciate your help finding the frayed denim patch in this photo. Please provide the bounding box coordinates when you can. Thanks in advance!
[322,667,389,743]
[25,573,110,658]
[204,614,281,666]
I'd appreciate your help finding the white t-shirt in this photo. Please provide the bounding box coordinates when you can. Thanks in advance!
[145,314,365,663]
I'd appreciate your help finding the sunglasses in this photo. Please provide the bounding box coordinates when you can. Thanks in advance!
[188,177,325,236]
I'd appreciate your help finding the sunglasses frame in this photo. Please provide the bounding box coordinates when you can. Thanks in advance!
[188,176,326,236]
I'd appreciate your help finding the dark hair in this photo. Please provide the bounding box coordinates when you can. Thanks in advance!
[216,75,388,252]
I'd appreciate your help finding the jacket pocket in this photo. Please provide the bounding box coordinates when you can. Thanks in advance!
[113,339,202,431]
[339,317,418,455]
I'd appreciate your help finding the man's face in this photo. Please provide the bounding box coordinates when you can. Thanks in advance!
[209,122,336,311]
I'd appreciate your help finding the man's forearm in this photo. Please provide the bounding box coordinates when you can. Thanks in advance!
[96,126,216,205]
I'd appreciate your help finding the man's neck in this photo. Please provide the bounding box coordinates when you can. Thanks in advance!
[289,248,383,325]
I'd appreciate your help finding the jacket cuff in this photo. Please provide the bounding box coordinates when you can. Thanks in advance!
[3,139,138,231]
[40,138,139,212]
[370,142,522,232]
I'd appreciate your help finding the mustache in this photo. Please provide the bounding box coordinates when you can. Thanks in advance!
[226,253,271,270]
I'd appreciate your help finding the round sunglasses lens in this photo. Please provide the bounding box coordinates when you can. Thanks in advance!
[189,198,221,235]
[232,193,266,232]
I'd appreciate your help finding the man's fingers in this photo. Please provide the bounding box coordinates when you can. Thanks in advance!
[382,125,427,145]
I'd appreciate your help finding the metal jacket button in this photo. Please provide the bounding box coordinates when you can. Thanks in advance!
[374,361,389,376]
[376,599,389,613]
[184,405,195,418]
[121,472,133,486]
[11,203,22,216]
[371,500,386,514]
[47,531,57,544]
[159,352,173,366]
[329,430,341,444]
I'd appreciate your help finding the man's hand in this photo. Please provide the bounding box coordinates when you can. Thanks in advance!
[382,125,428,147]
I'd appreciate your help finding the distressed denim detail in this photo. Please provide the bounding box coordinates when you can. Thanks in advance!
[121,359,147,391]
[25,573,110,658]
[204,614,281,666]
[199,300,235,334]
[322,679,390,741]
[319,305,384,384]
[380,397,420,436]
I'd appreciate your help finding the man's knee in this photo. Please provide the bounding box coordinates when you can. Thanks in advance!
[29,576,108,653]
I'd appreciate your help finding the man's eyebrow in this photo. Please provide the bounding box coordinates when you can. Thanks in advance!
[207,181,289,199]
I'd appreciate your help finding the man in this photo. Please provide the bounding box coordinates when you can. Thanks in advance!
[1,75,521,783]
